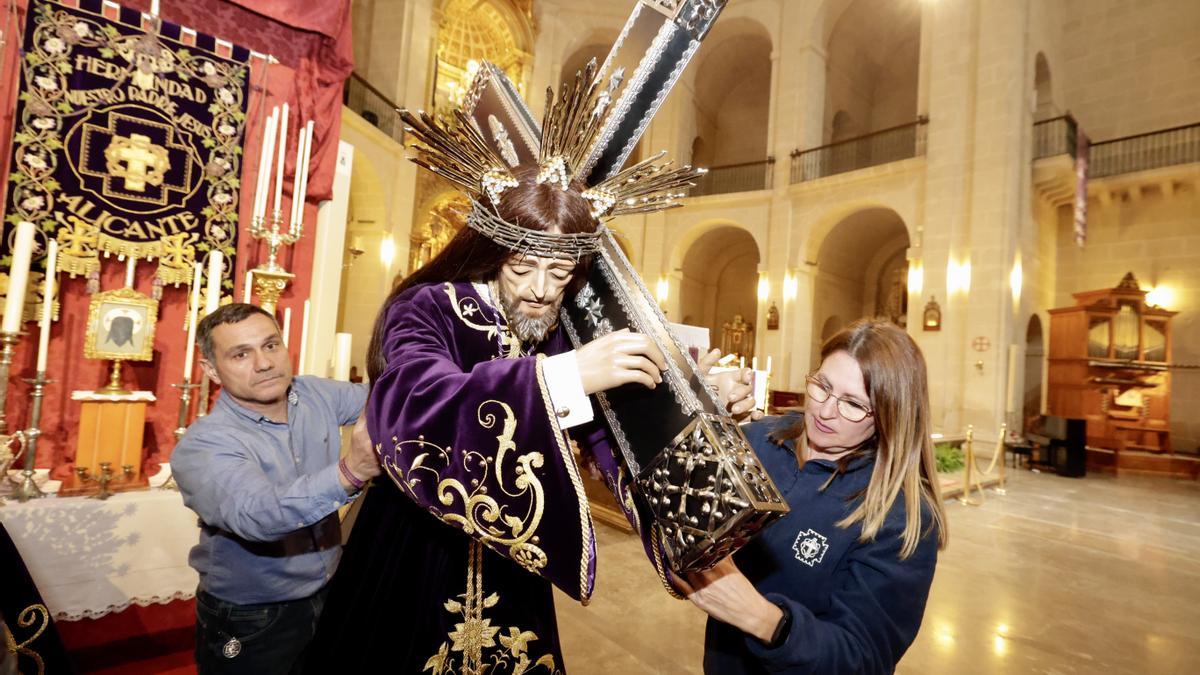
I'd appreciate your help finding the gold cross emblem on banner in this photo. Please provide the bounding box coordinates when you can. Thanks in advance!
[105,133,169,192]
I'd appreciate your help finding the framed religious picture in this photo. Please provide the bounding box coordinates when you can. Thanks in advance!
[83,288,158,361]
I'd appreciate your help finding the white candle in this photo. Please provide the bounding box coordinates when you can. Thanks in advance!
[254,108,278,222]
[3,222,36,332]
[288,122,306,231]
[183,262,202,379]
[150,0,160,17]
[739,356,745,369]
[204,251,223,315]
[124,256,136,288]
[242,269,253,303]
[292,121,314,232]
[273,103,289,221]
[282,307,292,345]
[752,357,758,371]
[34,240,57,373]
[333,332,352,381]
[298,299,310,376]
[766,356,772,373]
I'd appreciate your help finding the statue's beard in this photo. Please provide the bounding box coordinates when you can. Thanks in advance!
[501,290,562,344]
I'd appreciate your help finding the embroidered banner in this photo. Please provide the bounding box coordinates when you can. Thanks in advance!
[3,0,250,288]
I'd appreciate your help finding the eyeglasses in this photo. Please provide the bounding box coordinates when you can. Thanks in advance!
[805,375,874,423]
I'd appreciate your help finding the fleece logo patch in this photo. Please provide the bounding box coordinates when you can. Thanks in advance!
[792,529,829,567]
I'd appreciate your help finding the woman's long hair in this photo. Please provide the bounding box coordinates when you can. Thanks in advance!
[365,172,596,383]
[779,318,948,558]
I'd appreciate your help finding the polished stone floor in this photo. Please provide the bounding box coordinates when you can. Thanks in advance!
[555,469,1200,674]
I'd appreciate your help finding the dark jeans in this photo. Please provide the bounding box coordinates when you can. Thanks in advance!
[194,587,327,675]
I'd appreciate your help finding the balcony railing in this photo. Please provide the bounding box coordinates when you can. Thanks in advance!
[790,117,928,183]
[1032,115,1077,159]
[343,72,404,144]
[1089,122,1200,178]
[689,158,775,197]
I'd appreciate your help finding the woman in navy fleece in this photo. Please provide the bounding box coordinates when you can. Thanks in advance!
[680,318,948,674]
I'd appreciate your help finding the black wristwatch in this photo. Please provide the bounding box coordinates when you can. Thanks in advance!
[766,601,792,648]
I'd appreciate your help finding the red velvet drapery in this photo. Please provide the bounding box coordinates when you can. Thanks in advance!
[0,0,353,476]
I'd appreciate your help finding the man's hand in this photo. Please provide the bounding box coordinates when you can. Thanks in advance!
[340,413,381,492]
[679,557,783,643]
[575,329,667,395]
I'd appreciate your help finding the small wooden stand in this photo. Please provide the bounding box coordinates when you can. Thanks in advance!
[59,390,155,496]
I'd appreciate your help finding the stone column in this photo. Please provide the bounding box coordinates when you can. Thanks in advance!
[917,0,1031,435]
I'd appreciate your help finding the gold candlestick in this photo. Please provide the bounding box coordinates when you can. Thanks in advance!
[0,331,25,435]
[196,374,212,417]
[13,372,51,502]
[99,359,130,395]
[171,378,200,441]
[249,212,300,314]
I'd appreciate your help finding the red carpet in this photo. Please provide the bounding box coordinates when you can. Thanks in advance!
[55,600,196,674]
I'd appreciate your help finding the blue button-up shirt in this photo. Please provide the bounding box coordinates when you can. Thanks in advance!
[172,375,368,604]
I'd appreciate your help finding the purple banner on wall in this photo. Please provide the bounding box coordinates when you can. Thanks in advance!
[1073,131,1089,248]
[4,0,250,288]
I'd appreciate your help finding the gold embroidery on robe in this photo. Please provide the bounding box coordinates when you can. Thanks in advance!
[444,282,523,359]
[424,542,561,675]
[3,603,49,675]
[383,399,548,574]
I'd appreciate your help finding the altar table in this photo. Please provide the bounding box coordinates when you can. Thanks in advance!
[0,489,199,621]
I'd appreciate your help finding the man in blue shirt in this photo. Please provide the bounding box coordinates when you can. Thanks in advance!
[172,303,375,674]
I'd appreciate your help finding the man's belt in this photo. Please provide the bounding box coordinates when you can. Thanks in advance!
[200,512,342,558]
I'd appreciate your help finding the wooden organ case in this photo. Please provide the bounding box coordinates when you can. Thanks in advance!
[1047,273,1178,471]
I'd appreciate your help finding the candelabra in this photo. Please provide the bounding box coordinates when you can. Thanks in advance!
[13,372,51,502]
[249,211,299,315]
[0,331,24,435]
[75,461,135,500]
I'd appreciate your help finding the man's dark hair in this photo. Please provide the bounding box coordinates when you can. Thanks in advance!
[365,168,597,384]
[198,303,279,362]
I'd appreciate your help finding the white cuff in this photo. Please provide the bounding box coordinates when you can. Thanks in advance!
[543,351,594,430]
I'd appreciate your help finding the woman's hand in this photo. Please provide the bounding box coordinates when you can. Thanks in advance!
[679,557,783,643]
[699,349,765,422]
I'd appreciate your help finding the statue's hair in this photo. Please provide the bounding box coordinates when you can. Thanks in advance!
[365,167,596,384]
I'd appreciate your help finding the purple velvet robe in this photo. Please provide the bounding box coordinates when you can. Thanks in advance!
[307,282,674,674]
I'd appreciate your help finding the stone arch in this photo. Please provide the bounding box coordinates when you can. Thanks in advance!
[689,17,773,168]
[809,207,910,368]
[669,219,765,273]
[558,30,615,88]
[677,225,761,356]
[820,315,844,344]
[805,198,916,259]
[1023,314,1045,428]
[830,110,856,143]
[1034,52,1055,120]
[823,0,920,140]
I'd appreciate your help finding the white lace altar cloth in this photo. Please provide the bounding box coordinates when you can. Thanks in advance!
[0,489,199,621]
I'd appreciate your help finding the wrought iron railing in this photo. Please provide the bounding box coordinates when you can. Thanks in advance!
[1089,122,1200,178]
[689,158,775,197]
[1032,115,1077,159]
[790,117,928,183]
[343,72,404,144]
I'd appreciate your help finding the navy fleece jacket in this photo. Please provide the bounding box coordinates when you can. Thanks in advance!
[703,414,939,674]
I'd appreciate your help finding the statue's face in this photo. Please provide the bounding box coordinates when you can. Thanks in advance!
[496,253,576,343]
